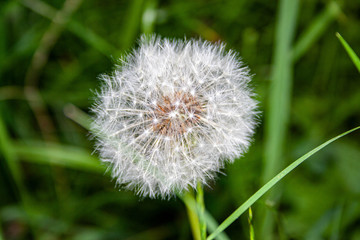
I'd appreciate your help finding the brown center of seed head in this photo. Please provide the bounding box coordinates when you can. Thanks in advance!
[151,91,203,136]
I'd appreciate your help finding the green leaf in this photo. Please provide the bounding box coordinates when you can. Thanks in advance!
[207,126,360,240]
[263,0,299,187]
[261,0,299,236]
[292,2,341,62]
[336,32,360,72]
[13,141,105,173]
[119,0,146,51]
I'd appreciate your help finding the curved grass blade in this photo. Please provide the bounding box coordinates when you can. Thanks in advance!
[336,33,360,72]
[204,212,230,240]
[207,126,360,240]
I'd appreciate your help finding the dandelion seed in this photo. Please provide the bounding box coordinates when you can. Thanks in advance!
[91,35,259,198]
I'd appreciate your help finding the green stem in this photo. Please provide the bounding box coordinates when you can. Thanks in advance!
[249,207,255,240]
[196,183,206,239]
[182,191,202,240]
[178,191,230,240]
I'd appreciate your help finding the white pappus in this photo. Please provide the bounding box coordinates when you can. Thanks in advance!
[91,35,259,199]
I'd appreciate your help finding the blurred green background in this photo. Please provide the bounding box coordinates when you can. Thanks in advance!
[1,0,360,239]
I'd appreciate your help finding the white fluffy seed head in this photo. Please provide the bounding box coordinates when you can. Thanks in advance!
[91,35,259,199]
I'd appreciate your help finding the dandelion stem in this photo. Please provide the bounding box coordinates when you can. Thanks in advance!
[182,191,202,240]
[196,182,207,240]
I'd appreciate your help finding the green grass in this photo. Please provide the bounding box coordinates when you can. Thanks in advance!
[292,2,341,62]
[208,126,360,240]
[336,32,360,72]
[1,0,360,239]
[261,0,299,238]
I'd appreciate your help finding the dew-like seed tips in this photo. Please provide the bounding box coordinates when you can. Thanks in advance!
[91,35,259,198]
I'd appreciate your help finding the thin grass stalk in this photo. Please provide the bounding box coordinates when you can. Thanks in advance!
[261,0,299,239]
[120,0,146,51]
[207,126,360,240]
[292,2,341,62]
[248,208,255,240]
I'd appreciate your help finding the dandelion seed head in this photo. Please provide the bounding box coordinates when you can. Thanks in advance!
[91,35,259,199]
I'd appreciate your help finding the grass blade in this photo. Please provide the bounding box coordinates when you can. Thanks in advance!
[63,103,92,130]
[119,0,145,50]
[248,208,255,240]
[292,2,341,62]
[336,32,360,72]
[261,0,299,238]
[263,0,299,189]
[207,126,360,240]
[14,141,105,173]
[204,212,230,240]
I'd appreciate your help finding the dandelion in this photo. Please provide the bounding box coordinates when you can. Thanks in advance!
[91,35,258,198]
